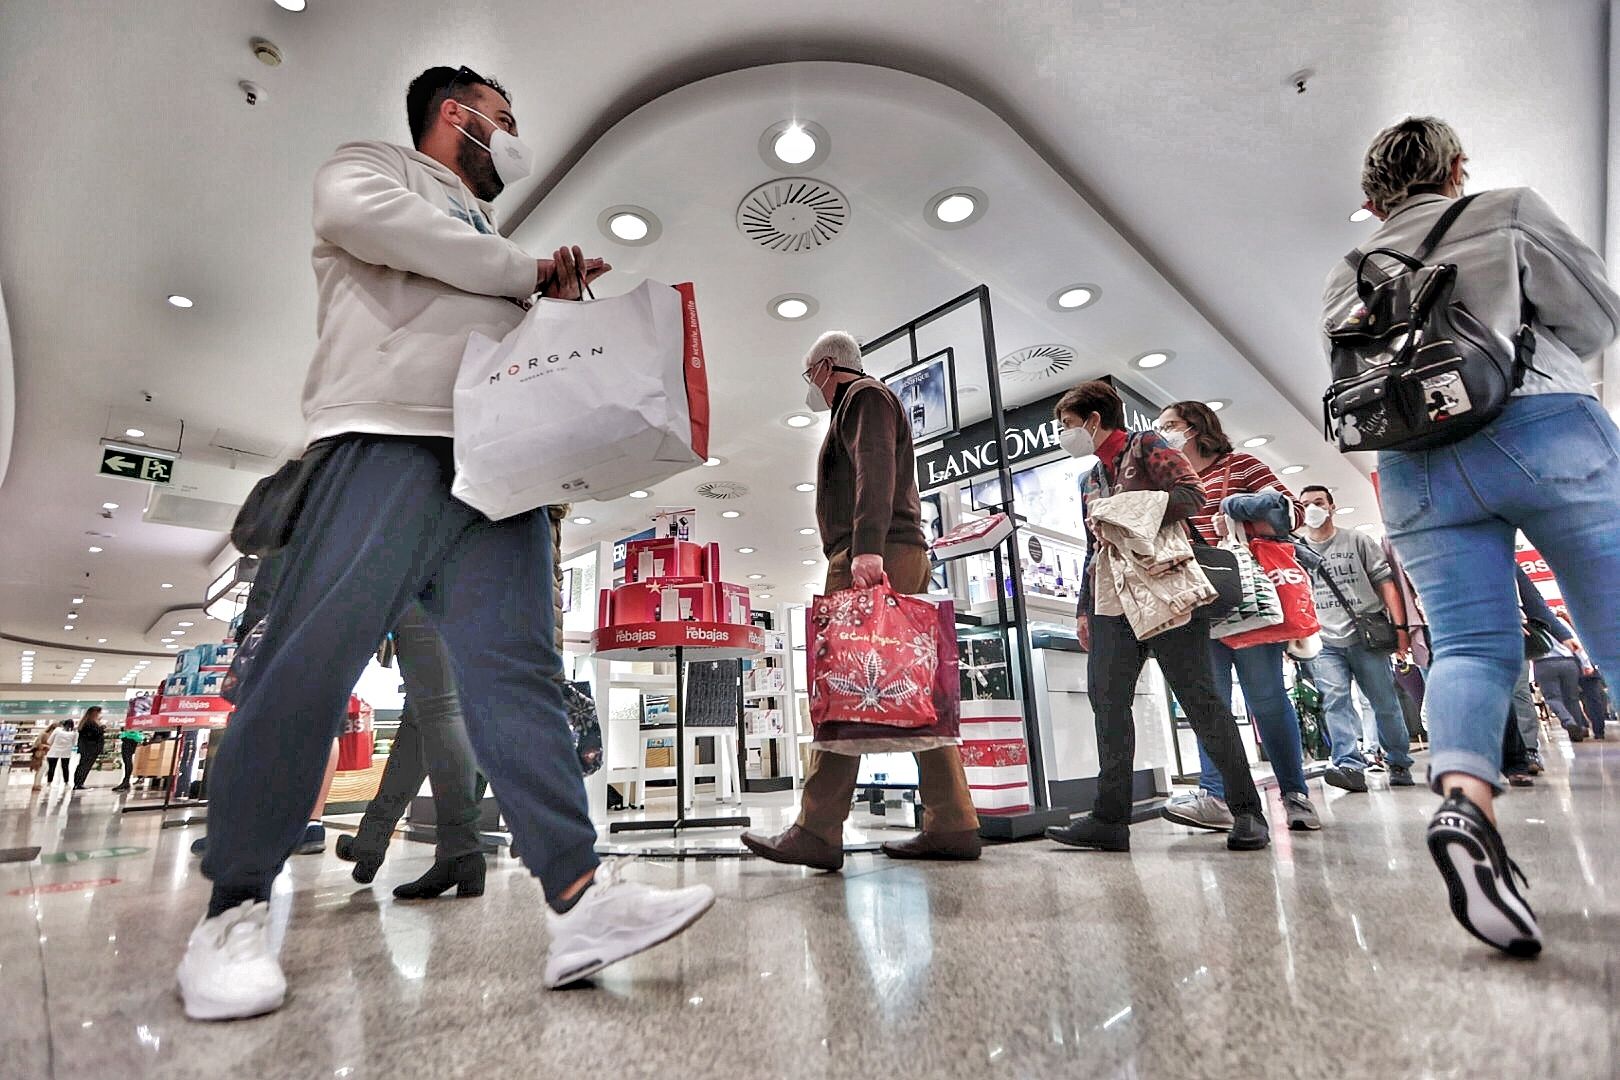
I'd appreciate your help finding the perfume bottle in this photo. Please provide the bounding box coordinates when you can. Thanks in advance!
[909,383,927,440]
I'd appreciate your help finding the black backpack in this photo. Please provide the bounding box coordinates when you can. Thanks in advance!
[1323,194,1539,452]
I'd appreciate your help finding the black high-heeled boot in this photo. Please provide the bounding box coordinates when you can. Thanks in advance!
[335,834,386,885]
[392,852,486,900]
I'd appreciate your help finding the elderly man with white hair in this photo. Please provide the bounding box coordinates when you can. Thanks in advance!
[742,331,981,870]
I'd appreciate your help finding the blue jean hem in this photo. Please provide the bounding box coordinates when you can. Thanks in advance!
[1427,749,1505,795]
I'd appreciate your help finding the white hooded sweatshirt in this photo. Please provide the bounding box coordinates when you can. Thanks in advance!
[301,140,538,444]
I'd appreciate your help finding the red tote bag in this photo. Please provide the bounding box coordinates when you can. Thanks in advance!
[809,581,940,733]
[1219,539,1321,650]
[674,282,710,462]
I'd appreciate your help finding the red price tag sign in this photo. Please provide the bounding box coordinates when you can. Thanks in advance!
[1515,549,1556,583]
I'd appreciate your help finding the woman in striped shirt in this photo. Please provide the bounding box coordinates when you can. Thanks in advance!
[1155,401,1321,834]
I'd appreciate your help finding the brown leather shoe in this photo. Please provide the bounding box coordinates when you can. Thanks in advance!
[741,825,844,872]
[881,829,983,861]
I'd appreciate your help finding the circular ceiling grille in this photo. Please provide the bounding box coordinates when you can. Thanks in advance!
[696,480,750,500]
[998,344,1077,381]
[735,178,849,253]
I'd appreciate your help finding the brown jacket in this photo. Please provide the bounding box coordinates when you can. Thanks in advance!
[815,378,925,559]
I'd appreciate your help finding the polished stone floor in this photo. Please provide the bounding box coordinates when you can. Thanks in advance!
[2,734,1616,1080]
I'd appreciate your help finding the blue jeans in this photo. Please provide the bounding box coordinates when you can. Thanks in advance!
[1379,394,1620,791]
[1313,641,1413,770]
[203,437,598,907]
[1198,639,1309,799]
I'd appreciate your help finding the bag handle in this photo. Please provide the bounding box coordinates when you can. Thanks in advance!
[1349,193,1479,303]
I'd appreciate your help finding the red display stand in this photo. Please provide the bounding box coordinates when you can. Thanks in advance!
[593,621,764,836]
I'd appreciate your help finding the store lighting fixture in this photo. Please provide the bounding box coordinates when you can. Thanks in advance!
[748,574,765,580]
[801,559,817,566]
[124,428,146,439]
[101,503,118,511]
[1349,207,1374,223]
[1049,284,1100,313]
[784,414,815,429]
[773,124,817,165]
[798,527,816,536]
[794,482,815,493]
[1133,351,1172,370]
[1280,465,1306,475]
[64,625,74,631]
[66,613,77,620]
[273,0,306,12]
[596,204,661,247]
[608,213,649,242]
[776,299,808,319]
[178,621,194,628]
[97,638,107,644]
[737,547,756,554]
[166,294,193,309]
[161,638,174,644]
[171,631,186,637]
[928,189,985,227]
[71,597,83,605]
[758,594,772,600]
[1205,400,1229,412]
[721,510,742,519]
[1242,436,1271,448]
[204,556,258,622]
[572,517,593,526]
[166,644,178,650]
[88,546,103,554]
[769,294,818,322]
[628,490,650,499]
[704,457,723,467]
[1335,506,1356,516]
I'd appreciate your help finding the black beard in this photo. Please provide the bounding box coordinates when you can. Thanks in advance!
[457,136,504,202]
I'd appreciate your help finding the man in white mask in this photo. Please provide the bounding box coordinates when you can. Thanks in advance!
[1299,486,1415,790]
[176,64,714,1022]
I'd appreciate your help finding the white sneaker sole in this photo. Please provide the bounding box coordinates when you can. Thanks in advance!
[1160,805,1233,833]
[543,890,716,990]
[1427,827,1541,958]
[177,977,286,1021]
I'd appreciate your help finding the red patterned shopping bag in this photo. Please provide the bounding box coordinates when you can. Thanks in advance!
[1219,538,1321,649]
[809,581,941,732]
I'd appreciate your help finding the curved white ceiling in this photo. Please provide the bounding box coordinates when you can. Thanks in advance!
[511,61,1377,593]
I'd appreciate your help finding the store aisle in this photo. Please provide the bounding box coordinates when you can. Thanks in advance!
[1,742,1616,1079]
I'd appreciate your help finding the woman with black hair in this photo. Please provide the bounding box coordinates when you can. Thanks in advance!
[71,707,105,791]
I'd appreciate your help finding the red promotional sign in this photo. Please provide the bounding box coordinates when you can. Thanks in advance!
[8,877,120,897]
[1515,548,1556,583]
[592,620,764,661]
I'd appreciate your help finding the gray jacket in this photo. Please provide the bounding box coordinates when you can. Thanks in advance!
[1322,188,1620,399]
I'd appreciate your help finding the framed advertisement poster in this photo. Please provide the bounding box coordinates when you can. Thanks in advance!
[883,347,958,447]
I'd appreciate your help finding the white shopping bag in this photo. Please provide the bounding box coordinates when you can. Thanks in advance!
[451,280,710,520]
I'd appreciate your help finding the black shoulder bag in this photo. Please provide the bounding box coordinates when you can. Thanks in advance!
[1323,194,1541,453]
[1307,547,1399,653]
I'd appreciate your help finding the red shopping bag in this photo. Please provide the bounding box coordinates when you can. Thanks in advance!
[675,282,710,462]
[336,695,375,771]
[809,581,941,732]
[1220,539,1321,649]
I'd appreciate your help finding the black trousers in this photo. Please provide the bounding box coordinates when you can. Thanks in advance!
[118,740,137,787]
[46,758,70,783]
[73,738,103,788]
[1501,705,1529,774]
[1088,613,1264,824]
[1579,672,1611,738]
[1535,656,1585,731]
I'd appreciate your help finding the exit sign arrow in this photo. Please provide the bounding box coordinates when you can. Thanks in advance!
[98,446,176,485]
[103,454,136,474]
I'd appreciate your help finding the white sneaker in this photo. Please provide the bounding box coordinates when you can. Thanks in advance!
[1160,789,1234,832]
[544,857,715,989]
[176,901,287,1020]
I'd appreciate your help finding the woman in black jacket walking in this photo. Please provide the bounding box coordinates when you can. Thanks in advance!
[72,706,106,791]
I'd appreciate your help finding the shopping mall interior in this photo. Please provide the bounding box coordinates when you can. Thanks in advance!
[3,1,1618,1076]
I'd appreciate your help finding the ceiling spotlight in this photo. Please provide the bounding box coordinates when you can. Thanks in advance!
[1242,436,1271,448]
[770,295,817,321]
[166,294,193,309]
[161,638,174,644]
[63,625,73,631]
[930,190,982,226]
[773,124,817,165]
[748,573,765,580]
[178,621,194,627]
[608,213,649,242]
[596,204,661,246]
[737,547,756,554]
[704,457,723,467]
[572,516,593,526]
[804,582,820,590]
[758,594,772,600]
[21,650,33,656]
[161,583,173,589]
[87,546,102,554]
[798,527,816,536]
[66,613,77,620]
[101,503,119,511]
[1049,284,1100,313]
[1334,506,1357,516]
[171,631,186,637]
[1349,207,1375,223]
[794,482,815,493]
[784,414,815,429]
[1133,351,1172,370]
[1205,399,1229,412]
[721,510,742,519]
[1281,465,1307,475]
[97,638,107,644]
[801,559,817,566]
[165,644,179,650]
[71,597,84,604]
[628,490,650,499]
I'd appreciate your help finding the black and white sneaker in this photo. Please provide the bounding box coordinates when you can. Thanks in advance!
[1426,789,1541,958]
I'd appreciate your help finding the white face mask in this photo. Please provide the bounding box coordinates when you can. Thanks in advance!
[454,104,534,186]
[805,379,831,413]
[1304,505,1332,529]
[1058,423,1097,459]
[1157,427,1190,451]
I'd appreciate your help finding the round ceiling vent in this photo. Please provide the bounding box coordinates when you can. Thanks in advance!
[735,178,849,253]
[696,480,750,501]
[998,344,1077,382]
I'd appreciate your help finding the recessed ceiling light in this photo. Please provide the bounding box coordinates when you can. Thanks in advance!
[171,631,186,637]
[784,414,815,429]
[628,490,650,499]
[758,594,772,600]
[737,547,756,554]
[97,638,107,644]
[1133,351,1172,370]
[572,517,593,526]
[1334,506,1357,516]
[71,597,84,604]
[66,614,77,620]
[1242,436,1271,448]
[929,189,984,227]
[596,204,661,247]
[1281,465,1307,475]
[124,428,146,438]
[798,527,816,536]
[21,650,34,656]
[773,124,817,165]
[1349,207,1374,223]
[801,559,817,565]
[748,574,765,580]
[160,583,173,589]
[165,644,179,650]
[704,457,723,467]
[794,482,815,493]
[721,510,742,519]
[101,502,119,511]
[165,294,193,309]
[769,294,818,322]
[178,621,194,627]
[63,625,73,631]
[161,638,174,644]
[1205,399,1229,412]
[1049,284,1100,312]
[804,582,820,590]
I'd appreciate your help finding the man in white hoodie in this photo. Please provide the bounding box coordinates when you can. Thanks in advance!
[177,65,714,1021]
